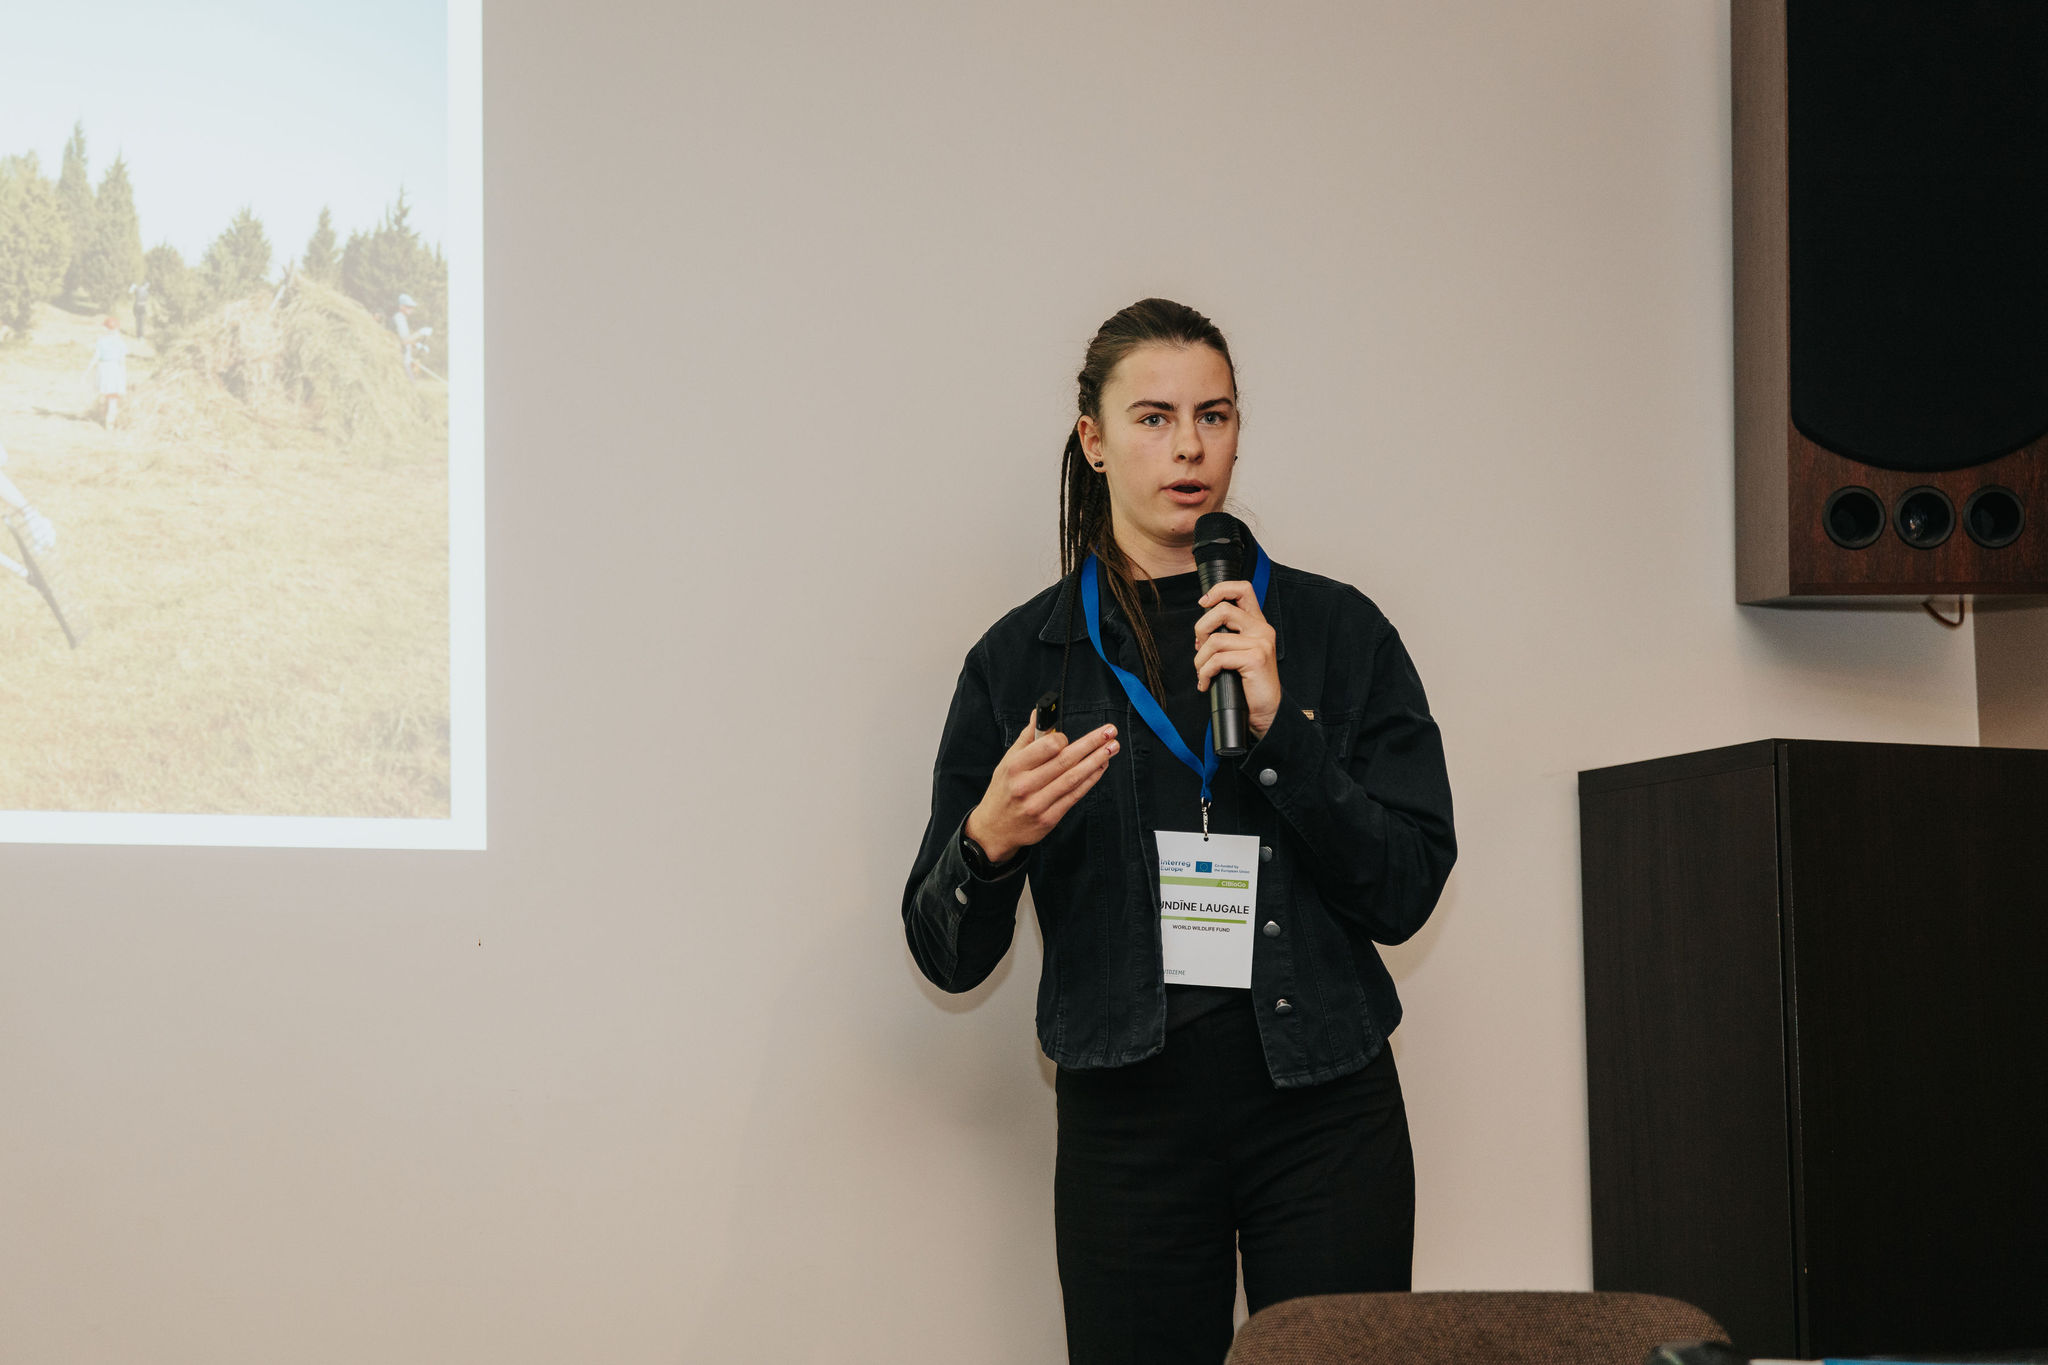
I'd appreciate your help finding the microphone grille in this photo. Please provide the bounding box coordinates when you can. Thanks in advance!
[1192,513,1239,553]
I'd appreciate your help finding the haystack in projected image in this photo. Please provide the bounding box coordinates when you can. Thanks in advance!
[0,291,451,821]
[124,276,444,457]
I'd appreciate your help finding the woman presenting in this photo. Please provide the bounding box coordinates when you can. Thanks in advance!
[902,298,1456,1365]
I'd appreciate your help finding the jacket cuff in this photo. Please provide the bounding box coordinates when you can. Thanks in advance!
[942,821,1025,927]
[1239,695,1330,814]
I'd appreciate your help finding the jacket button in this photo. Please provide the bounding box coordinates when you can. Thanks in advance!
[954,885,969,905]
[1274,998,1293,1014]
[1259,845,1272,863]
[1258,768,1278,787]
[1263,921,1281,938]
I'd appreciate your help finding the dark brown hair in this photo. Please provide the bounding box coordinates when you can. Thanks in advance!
[1059,298,1239,694]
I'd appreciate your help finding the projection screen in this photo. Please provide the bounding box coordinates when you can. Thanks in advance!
[0,0,483,849]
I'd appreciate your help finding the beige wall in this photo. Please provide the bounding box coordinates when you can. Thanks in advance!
[0,3,1984,1361]
[1976,601,2048,747]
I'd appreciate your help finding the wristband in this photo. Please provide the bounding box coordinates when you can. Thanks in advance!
[959,828,1020,881]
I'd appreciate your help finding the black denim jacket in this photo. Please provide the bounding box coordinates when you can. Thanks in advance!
[902,552,1456,1088]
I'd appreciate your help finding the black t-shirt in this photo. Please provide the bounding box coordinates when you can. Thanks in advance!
[1126,571,1252,1032]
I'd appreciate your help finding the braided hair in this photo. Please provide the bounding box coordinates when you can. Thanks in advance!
[1058,298,1239,695]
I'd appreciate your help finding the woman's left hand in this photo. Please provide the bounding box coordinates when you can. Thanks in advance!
[1194,581,1281,738]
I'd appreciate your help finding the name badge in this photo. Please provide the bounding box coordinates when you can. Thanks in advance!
[1155,830,1261,988]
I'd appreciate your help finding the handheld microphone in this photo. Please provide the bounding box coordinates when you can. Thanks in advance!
[1192,513,1249,757]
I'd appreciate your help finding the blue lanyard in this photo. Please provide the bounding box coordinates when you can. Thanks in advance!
[1080,545,1273,810]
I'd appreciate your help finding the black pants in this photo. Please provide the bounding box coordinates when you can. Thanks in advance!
[1053,1004,1414,1365]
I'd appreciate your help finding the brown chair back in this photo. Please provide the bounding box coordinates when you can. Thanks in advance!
[1226,1291,1729,1365]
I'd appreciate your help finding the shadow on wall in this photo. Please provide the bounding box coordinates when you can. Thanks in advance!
[1975,599,2048,748]
[1736,602,1981,729]
[1378,875,1456,998]
[902,911,1052,1093]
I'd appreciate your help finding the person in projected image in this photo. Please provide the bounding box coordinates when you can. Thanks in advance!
[0,440,58,554]
[392,294,433,380]
[84,316,128,431]
[903,299,1457,1365]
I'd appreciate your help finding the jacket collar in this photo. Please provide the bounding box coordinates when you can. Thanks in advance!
[1039,569,1088,644]
[1037,527,1286,660]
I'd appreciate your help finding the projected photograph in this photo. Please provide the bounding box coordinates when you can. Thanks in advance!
[0,1,482,846]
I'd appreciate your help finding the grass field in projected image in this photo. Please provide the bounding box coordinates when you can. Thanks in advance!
[0,301,449,819]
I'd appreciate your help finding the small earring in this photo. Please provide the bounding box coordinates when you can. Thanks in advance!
[1092,462,1104,470]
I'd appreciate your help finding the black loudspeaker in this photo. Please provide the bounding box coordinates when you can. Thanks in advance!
[1735,1,2048,602]
[1580,741,2048,1359]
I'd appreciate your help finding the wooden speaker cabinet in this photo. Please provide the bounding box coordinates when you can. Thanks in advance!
[1735,1,2048,602]
[1579,740,2048,1359]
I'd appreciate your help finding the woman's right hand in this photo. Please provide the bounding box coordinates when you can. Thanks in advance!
[964,722,1120,864]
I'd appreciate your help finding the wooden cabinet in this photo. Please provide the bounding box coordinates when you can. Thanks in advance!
[1579,741,2048,1359]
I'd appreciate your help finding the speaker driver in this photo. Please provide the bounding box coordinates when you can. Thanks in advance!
[1822,486,1886,549]
[1894,487,1956,549]
[1964,486,2026,549]
[1788,3,2048,472]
